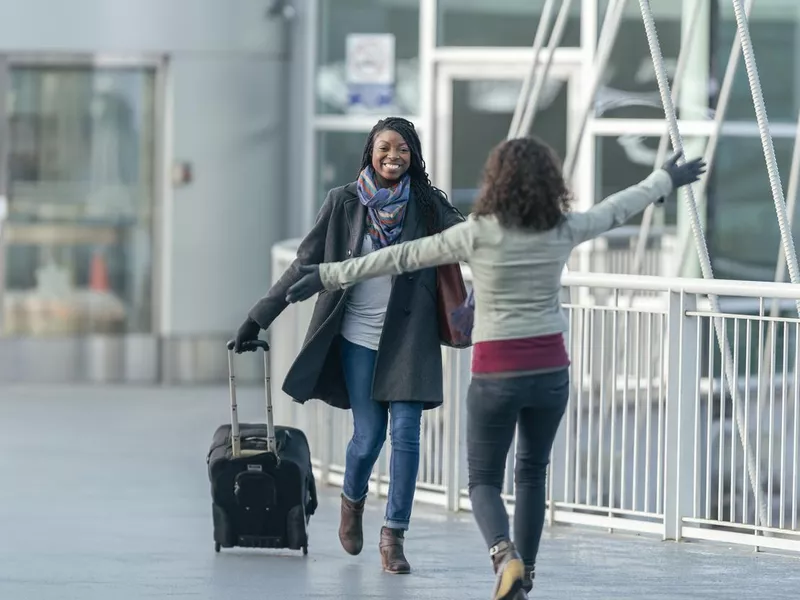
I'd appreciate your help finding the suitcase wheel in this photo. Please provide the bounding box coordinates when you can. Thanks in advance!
[302,545,308,556]
[215,543,221,553]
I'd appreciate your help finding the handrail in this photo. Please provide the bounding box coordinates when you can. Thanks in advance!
[272,238,800,300]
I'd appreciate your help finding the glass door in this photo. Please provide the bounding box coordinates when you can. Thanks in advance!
[433,60,579,216]
[0,58,160,337]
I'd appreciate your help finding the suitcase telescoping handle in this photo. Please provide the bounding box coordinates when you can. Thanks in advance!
[225,339,276,459]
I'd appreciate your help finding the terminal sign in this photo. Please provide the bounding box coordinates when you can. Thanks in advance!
[345,33,396,112]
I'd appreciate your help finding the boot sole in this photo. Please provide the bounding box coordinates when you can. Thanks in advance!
[493,558,524,600]
[338,535,363,556]
[382,566,411,575]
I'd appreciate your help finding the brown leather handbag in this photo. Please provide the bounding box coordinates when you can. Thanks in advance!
[436,262,472,348]
[425,195,472,348]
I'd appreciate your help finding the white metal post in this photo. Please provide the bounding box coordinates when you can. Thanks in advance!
[419,0,436,176]
[519,0,577,135]
[302,0,319,232]
[562,0,627,179]
[444,348,468,512]
[508,0,558,138]
[548,359,572,524]
[664,291,698,541]
[320,403,333,484]
[0,57,7,334]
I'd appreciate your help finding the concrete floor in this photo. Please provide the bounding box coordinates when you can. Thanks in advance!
[1,384,799,600]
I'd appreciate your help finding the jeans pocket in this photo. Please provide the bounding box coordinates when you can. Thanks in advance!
[542,369,570,406]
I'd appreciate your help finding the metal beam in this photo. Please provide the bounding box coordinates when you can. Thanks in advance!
[562,0,627,179]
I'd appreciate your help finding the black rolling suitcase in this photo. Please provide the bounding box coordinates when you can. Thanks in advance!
[206,339,318,554]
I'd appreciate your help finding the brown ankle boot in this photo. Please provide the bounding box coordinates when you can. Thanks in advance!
[338,494,365,555]
[489,540,524,600]
[379,526,411,574]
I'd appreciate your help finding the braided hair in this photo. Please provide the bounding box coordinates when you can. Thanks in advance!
[359,117,446,234]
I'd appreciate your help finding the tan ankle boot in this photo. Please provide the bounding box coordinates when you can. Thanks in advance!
[338,494,365,555]
[379,526,411,574]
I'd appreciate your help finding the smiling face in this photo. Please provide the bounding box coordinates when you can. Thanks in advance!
[371,129,411,187]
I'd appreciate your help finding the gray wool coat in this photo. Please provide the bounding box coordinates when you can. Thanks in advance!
[248,182,465,411]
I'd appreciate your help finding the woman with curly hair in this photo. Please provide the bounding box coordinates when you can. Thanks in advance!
[233,117,464,573]
[285,136,705,599]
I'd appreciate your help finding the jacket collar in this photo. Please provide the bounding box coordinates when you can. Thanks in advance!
[342,181,421,257]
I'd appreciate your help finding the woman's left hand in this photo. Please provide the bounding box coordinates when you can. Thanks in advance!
[286,265,324,303]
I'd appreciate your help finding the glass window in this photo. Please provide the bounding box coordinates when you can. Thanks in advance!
[450,76,568,215]
[316,131,369,209]
[715,3,800,122]
[316,0,420,115]
[592,134,703,277]
[594,134,679,226]
[600,1,800,122]
[708,135,796,281]
[437,0,580,47]
[598,1,684,119]
[3,66,156,336]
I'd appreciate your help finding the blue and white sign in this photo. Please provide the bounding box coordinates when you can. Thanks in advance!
[345,33,396,112]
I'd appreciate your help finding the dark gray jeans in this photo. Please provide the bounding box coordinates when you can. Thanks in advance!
[466,368,570,567]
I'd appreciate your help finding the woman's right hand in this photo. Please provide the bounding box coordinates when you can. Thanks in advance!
[234,317,261,353]
[662,150,707,189]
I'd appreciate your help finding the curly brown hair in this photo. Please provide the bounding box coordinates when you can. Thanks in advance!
[472,136,572,231]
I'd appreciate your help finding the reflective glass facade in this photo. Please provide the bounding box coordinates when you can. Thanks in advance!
[307,0,800,281]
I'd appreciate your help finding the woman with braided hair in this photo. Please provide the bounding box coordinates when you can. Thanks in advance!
[234,117,464,573]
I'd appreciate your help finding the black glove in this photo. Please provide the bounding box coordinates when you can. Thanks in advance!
[234,317,261,353]
[662,150,707,189]
[286,265,323,304]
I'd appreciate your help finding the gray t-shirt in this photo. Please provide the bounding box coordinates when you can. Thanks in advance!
[340,235,392,350]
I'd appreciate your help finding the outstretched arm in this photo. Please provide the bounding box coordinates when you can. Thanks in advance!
[567,170,673,246]
[285,219,476,303]
[321,219,474,289]
[567,152,705,246]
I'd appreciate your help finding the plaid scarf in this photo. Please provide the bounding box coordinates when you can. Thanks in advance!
[356,166,411,250]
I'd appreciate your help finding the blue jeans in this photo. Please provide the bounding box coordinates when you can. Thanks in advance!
[467,369,570,567]
[339,337,424,530]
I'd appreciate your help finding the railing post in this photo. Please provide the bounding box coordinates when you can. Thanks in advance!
[547,408,571,525]
[444,348,470,512]
[664,290,698,541]
[548,327,573,525]
[320,403,332,485]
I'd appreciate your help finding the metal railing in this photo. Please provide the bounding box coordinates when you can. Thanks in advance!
[269,239,800,553]
[568,225,677,279]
